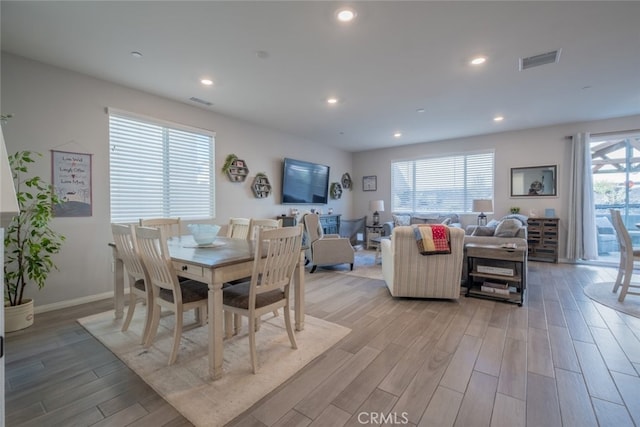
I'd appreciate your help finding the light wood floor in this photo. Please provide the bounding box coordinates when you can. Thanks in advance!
[6,260,640,426]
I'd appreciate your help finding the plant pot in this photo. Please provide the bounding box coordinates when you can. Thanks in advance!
[5,298,34,332]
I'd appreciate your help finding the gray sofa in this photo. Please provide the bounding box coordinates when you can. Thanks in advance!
[382,213,461,237]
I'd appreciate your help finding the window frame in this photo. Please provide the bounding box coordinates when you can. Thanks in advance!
[108,108,216,223]
[390,150,495,214]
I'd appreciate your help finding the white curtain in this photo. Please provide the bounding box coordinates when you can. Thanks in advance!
[567,132,598,260]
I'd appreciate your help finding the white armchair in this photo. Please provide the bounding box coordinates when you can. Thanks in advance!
[303,213,355,273]
[381,225,464,299]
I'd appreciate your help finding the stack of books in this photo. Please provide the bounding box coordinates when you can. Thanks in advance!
[481,281,510,295]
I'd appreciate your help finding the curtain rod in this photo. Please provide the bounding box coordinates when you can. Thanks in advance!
[565,128,640,139]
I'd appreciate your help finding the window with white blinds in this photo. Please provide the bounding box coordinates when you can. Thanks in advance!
[391,151,494,213]
[109,111,215,223]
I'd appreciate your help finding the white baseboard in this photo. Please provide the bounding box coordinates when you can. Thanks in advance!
[34,291,115,314]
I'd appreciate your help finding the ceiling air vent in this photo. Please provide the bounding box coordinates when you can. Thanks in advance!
[189,96,213,106]
[519,49,561,71]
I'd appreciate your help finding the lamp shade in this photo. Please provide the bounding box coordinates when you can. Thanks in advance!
[369,200,384,212]
[472,199,493,213]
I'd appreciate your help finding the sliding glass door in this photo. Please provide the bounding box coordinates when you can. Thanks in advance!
[591,132,640,263]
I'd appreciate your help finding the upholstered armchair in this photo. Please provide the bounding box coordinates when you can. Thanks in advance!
[303,213,355,273]
[381,225,464,299]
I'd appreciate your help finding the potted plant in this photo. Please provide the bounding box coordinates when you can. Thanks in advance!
[4,151,65,331]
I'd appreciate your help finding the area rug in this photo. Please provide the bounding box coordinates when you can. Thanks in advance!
[78,309,350,426]
[584,282,640,318]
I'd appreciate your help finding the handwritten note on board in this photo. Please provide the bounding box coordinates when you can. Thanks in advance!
[52,150,92,217]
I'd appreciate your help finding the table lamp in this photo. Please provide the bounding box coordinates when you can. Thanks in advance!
[472,199,493,226]
[369,200,384,225]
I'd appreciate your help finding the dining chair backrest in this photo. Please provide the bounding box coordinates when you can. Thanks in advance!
[250,225,303,298]
[227,217,252,239]
[610,209,631,253]
[134,226,182,302]
[111,223,147,283]
[139,217,182,238]
[248,218,282,241]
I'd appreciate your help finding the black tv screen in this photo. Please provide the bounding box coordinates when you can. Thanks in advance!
[281,158,330,204]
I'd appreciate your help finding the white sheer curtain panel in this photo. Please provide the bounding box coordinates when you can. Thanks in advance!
[567,132,598,260]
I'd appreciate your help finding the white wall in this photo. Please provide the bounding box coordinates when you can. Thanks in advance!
[1,53,353,309]
[352,114,640,261]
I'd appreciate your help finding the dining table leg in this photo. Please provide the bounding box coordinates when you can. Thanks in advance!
[208,273,224,380]
[112,245,125,319]
[294,251,305,331]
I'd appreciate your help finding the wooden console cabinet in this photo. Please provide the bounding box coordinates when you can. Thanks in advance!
[319,214,340,234]
[527,217,559,263]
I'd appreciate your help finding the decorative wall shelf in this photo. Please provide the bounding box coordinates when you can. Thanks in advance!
[330,182,343,199]
[341,173,352,190]
[225,159,249,182]
[252,174,272,198]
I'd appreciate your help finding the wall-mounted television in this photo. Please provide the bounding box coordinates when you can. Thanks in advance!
[281,157,330,205]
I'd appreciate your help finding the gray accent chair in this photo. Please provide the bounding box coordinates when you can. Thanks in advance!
[303,213,355,273]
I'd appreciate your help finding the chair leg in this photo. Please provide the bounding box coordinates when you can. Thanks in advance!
[121,292,137,333]
[349,263,354,271]
[310,265,317,273]
[284,307,297,350]
[613,253,626,293]
[249,314,258,374]
[618,255,635,302]
[144,304,162,348]
[234,313,242,335]
[169,311,183,365]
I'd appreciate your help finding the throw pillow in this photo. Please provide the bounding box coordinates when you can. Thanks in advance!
[441,218,452,225]
[486,219,500,228]
[471,226,495,236]
[501,214,528,227]
[393,214,411,226]
[494,218,521,237]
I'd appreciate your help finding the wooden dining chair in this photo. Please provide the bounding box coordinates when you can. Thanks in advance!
[111,223,153,344]
[222,224,303,373]
[226,217,252,239]
[609,209,640,302]
[248,218,282,240]
[135,225,209,365]
[139,217,182,238]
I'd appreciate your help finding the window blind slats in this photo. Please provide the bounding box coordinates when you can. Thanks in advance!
[109,114,215,223]
[391,151,494,213]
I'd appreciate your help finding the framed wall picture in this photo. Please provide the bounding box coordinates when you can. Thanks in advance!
[510,165,557,197]
[51,150,93,217]
[363,175,377,191]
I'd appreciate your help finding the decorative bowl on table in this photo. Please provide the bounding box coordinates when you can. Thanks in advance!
[187,224,221,246]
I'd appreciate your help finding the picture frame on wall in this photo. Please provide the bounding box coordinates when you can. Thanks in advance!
[51,149,93,217]
[363,175,377,191]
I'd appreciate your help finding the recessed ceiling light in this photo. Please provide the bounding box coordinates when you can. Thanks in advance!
[327,97,339,105]
[255,50,269,59]
[416,108,425,113]
[470,56,487,65]
[336,8,356,22]
[200,79,213,86]
[394,132,402,138]
[130,51,143,58]
[493,116,504,122]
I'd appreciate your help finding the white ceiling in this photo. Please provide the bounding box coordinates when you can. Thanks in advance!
[2,1,639,152]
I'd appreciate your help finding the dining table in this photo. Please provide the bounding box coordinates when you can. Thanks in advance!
[110,235,306,380]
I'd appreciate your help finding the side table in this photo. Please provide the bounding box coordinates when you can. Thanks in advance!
[366,225,384,250]
[466,243,527,306]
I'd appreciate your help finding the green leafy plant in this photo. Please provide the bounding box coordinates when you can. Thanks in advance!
[221,153,238,174]
[4,151,65,306]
